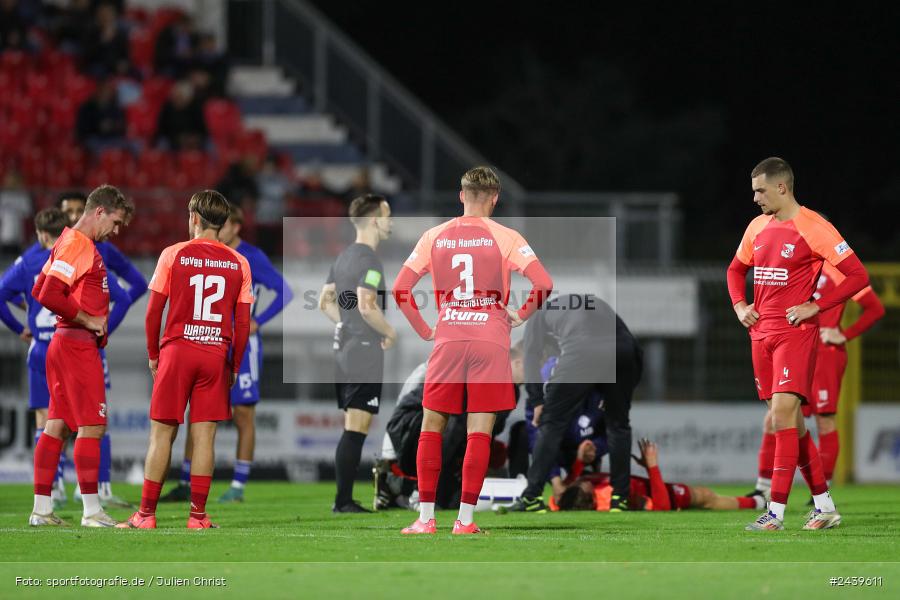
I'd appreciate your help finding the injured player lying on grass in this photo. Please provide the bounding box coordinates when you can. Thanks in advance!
[547,438,766,512]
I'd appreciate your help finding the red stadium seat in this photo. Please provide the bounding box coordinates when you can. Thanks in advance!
[125,6,150,25]
[235,129,268,161]
[85,169,112,189]
[98,149,135,183]
[150,7,186,34]
[126,102,159,141]
[204,99,242,144]
[129,28,156,74]
[49,98,78,130]
[0,51,31,81]
[26,73,53,106]
[137,148,172,184]
[59,147,87,177]
[141,77,174,109]
[175,150,213,184]
[63,74,97,105]
[10,98,41,130]
[38,51,76,82]
[20,147,48,186]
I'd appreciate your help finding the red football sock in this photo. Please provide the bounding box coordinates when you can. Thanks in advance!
[758,432,776,479]
[73,437,101,495]
[140,479,164,516]
[33,434,64,497]
[737,496,757,509]
[460,432,492,506]
[798,431,828,496]
[770,428,799,505]
[415,431,442,503]
[817,430,839,482]
[190,475,212,519]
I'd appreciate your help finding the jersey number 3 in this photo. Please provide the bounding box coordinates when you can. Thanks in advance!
[452,253,474,300]
[189,274,226,322]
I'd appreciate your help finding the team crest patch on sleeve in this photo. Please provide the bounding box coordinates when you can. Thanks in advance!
[518,245,535,258]
[365,269,382,287]
[834,241,851,255]
[405,251,418,264]
[49,260,75,278]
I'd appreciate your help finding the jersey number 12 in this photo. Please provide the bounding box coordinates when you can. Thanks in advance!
[189,274,225,322]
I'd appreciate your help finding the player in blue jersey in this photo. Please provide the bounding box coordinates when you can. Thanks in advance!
[162,203,294,503]
[0,209,70,507]
[57,192,148,507]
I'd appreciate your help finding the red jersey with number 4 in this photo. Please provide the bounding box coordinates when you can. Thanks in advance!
[40,227,109,330]
[148,238,253,356]
[403,216,539,348]
[734,207,854,340]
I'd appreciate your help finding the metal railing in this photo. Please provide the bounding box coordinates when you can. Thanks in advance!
[260,0,525,207]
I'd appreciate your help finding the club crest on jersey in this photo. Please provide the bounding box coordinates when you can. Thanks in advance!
[780,243,795,259]
[98,402,107,418]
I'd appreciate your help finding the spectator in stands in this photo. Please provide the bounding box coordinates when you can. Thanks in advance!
[297,170,340,203]
[76,77,129,152]
[81,1,131,78]
[256,154,289,225]
[155,80,208,150]
[344,169,372,204]
[217,158,259,208]
[0,169,31,256]
[190,33,228,97]
[154,12,197,77]
[49,0,94,53]
[0,0,30,51]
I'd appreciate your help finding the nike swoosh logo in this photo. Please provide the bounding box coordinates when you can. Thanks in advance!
[754,245,765,251]
[779,379,792,385]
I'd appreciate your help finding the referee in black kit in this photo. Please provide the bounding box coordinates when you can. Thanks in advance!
[509,293,643,512]
[319,195,396,513]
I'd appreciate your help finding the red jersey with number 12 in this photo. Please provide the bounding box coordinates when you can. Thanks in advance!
[403,216,539,348]
[148,238,253,356]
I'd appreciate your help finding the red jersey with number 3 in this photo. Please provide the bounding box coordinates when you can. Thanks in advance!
[148,238,253,356]
[734,207,854,340]
[403,216,539,348]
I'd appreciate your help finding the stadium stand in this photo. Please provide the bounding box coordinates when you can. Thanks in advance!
[0,1,399,256]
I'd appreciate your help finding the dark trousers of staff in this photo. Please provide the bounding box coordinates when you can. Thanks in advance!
[523,341,643,501]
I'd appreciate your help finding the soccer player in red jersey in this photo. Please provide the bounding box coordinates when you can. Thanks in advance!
[120,191,253,529]
[553,439,766,513]
[393,166,553,534]
[751,260,884,495]
[727,158,869,530]
[28,185,133,527]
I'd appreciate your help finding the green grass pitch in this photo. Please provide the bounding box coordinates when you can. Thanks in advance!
[1,482,897,599]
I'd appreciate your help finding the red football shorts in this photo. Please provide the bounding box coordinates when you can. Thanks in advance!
[151,340,232,424]
[46,332,107,430]
[666,482,692,510]
[423,340,515,415]
[750,326,817,402]
[805,343,847,416]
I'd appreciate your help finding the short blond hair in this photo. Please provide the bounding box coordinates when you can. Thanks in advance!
[461,166,500,196]
[188,190,230,231]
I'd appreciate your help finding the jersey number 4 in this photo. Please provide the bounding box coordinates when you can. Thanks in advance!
[452,253,474,300]
[189,274,226,322]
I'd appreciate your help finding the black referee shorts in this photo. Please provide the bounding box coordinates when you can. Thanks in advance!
[334,337,384,414]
